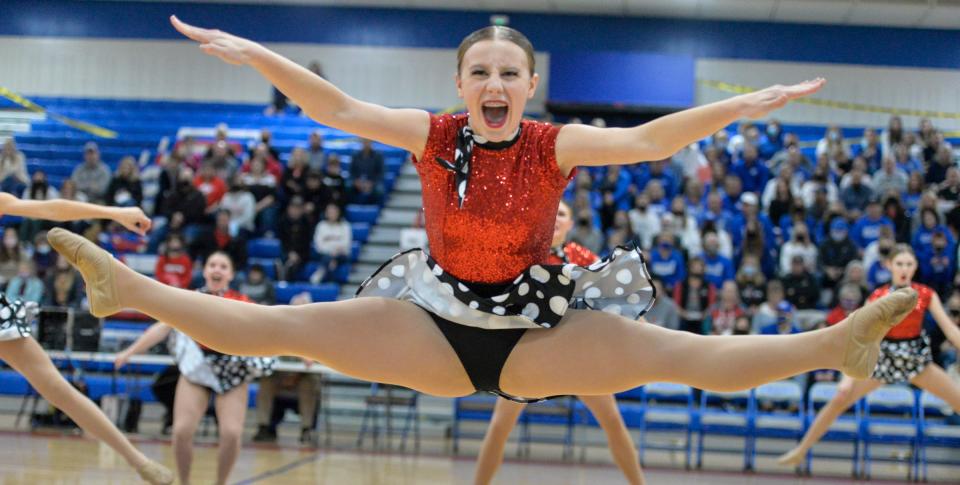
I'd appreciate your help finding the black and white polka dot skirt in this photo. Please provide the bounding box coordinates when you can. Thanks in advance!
[0,293,37,342]
[871,334,932,384]
[169,331,275,394]
[356,244,656,330]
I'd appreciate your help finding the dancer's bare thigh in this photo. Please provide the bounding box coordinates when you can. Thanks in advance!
[500,309,675,398]
[287,297,474,397]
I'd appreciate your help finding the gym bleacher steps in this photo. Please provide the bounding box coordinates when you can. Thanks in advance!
[340,160,422,299]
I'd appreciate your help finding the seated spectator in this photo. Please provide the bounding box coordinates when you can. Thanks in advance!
[70,141,111,203]
[252,292,321,444]
[816,125,849,160]
[649,233,685,292]
[732,315,753,335]
[31,231,55,279]
[322,155,347,208]
[44,254,83,308]
[701,230,734,288]
[568,208,603,255]
[731,144,770,194]
[203,140,239,180]
[219,174,257,236]
[347,176,383,205]
[603,210,634,256]
[913,207,954,257]
[662,196,700,253]
[302,170,331,226]
[243,142,283,180]
[5,260,44,304]
[918,230,956,297]
[278,196,313,281]
[779,222,817,276]
[867,238,894,289]
[241,158,279,235]
[250,129,281,163]
[154,233,193,289]
[839,168,873,215]
[704,281,746,335]
[925,144,954,186]
[800,168,838,210]
[826,283,864,326]
[851,200,894,249]
[764,178,794,232]
[239,265,276,305]
[760,301,801,335]
[752,279,784,332]
[854,127,882,169]
[883,195,911,244]
[838,156,874,191]
[0,138,28,195]
[283,148,310,201]
[673,256,715,334]
[153,168,209,254]
[782,255,820,310]
[194,209,248,268]
[194,162,228,212]
[311,203,352,284]
[105,156,143,208]
[721,174,744,213]
[306,130,325,171]
[735,254,766,311]
[0,227,28,286]
[19,171,60,242]
[937,167,960,203]
[351,138,385,189]
[872,156,908,199]
[880,116,903,158]
[839,260,870,303]
[627,193,660,250]
[819,218,858,291]
[758,120,784,160]
[645,278,680,331]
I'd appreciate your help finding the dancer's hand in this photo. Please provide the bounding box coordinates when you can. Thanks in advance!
[170,15,259,65]
[115,350,133,370]
[114,207,152,236]
[739,78,825,119]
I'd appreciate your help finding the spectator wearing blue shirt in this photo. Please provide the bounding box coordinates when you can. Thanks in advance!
[648,233,686,292]
[760,301,801,335]
[918,231,956,296]
[721,174,745,214]
[851,127,882,171]
[912,208,955,257]
[701,231,735,288]
[851,200,894,249]
[839,169,874,214]
[598,165,633,211]
[699,191,733,235]
[634,160,678,200]
[728,192,776,253]
[758,120,784,160]
[732,145,771,194]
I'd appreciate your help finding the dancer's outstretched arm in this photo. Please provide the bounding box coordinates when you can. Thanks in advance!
[0,193,150,235]
[927,293,960,348]
[115,323,172,369]
[170,16,430,158]
[555,79,825,171]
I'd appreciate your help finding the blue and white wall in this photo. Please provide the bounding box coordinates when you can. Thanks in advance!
[2,0,960,127]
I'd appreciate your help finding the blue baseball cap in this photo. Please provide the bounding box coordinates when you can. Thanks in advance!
[776,301,795,314]
[830,219,849,232]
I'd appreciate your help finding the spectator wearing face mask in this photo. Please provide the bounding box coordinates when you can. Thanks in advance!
[819,218,858,291]
[782,255,820,310]
[735,254,766,311]
[701,230,734,288]
[761,301,801,335]
[867,238,894,289]
[851,200,895,249]
[779,222,817,276]
[673,257,715,334]
[917,231,956,297]
[649,233,685,292]
[826,284,865,326]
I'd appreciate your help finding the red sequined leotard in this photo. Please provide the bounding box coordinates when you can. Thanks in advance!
[546,241,598,266]
[867,282,934,340]
[414,113,573,284]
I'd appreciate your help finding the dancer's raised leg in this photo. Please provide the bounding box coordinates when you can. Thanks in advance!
[49,228,473,397]
[776,376,880,466]
[0,337,173,484]
[580,395,644,485]
[501,289,915,397]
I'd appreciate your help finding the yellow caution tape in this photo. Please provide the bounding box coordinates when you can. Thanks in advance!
[0,87,118,139]
[699,79,960,121]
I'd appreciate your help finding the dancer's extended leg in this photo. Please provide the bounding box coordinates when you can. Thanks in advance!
[49,229,472,397]
[213,383,248,485]
[910,364,960,412]
[776,375,880,466]
[473,399,526,485]
[580,395,644,485]
[499,290,915,397]
[0,337,173,484]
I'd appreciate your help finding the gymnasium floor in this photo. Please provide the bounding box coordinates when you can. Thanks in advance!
[0,429,946,485]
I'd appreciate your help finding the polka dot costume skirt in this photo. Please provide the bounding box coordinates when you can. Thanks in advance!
[169,331,275,394]
[356,244,656,330]
[871,334,932,384]
[0,293,38,342]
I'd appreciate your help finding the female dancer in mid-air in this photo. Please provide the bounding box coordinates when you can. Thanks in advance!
[48,16,916,417]
[778,244,960,466]
[0,193,172,484]
[116,251,273,485]
[473,200,644,485]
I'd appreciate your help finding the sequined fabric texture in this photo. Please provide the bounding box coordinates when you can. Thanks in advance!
[414,113,572,283]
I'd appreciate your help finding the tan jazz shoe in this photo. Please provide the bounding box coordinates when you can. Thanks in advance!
[839,287,917,380]
[135,459,174,485]
[47,228,121,317]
